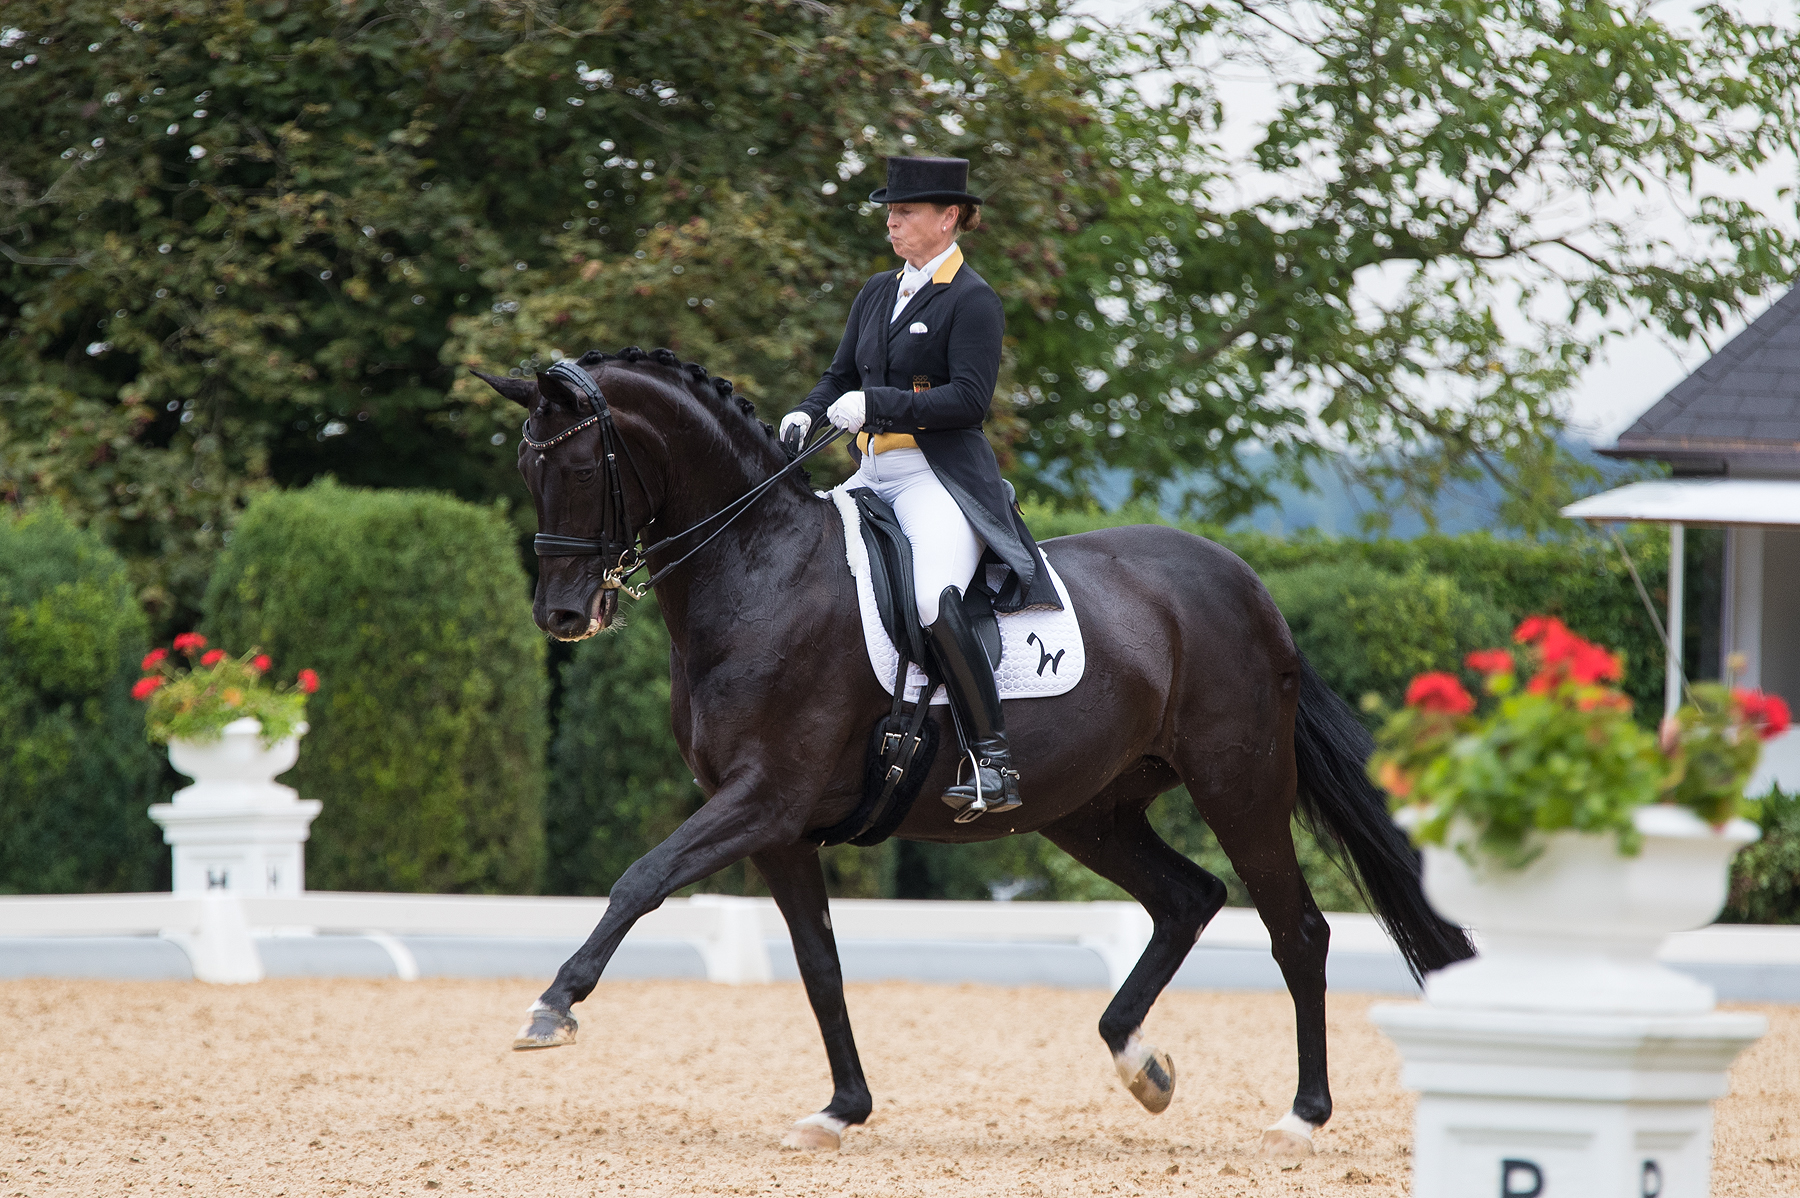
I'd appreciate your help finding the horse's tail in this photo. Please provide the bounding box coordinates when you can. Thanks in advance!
[1290,653,1475,980]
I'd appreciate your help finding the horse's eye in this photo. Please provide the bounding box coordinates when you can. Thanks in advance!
[574,467,597,483]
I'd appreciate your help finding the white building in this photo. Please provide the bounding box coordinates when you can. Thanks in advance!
[1565,288,1800,792]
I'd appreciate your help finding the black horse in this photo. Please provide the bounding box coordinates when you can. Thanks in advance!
[475,347,1471,1157]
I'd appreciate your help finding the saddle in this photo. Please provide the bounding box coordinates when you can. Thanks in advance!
[853,488,1002,674]
[806,489,998,848]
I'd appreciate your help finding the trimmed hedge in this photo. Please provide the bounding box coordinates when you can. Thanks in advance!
[1024,502,1672,717]
[1253,531,1671,719]
[1262,560,1512,719]
[1724,787,1800,924]
[204,481,547,893]
[0,507,166,893]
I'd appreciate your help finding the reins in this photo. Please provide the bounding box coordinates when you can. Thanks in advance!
[526,359,843,599]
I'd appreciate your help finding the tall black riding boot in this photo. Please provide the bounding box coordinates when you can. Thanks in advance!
[927,585,1023,823]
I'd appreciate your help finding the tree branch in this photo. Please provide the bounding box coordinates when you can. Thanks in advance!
[0,240,89,268]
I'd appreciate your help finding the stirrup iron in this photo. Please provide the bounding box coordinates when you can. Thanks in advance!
[945,749,1021,823]
[950,749,990,823]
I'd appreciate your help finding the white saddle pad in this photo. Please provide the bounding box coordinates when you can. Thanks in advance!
[826,484,1086,705]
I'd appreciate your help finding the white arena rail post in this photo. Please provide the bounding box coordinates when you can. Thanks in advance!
[1077,903,1155,992]
[171,890,264,984]
[687,894,775,984]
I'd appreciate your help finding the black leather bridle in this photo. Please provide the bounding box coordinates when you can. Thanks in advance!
[525,359,842,599]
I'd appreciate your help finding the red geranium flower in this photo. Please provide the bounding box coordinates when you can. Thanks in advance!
[131,676,164,700]
[1517,615,1623,693]
[141,647,168,671]
[297,668,320,694]
[1736,690,1793,742]
[1566,640,1623,685]
[201,649,227,666]
[1513,615,1568,645]
[1406,672,1475,716]
[173,632,207,654]
[251,655,272,673]
[1465,649,1514,675]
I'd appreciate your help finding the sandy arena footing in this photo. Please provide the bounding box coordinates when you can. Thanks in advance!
[0,979,1794,1197]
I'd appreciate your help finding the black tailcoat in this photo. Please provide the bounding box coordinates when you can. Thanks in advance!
[799,248,1061,612]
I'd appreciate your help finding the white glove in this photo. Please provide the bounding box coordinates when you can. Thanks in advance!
[826,390,866,434]
[778,410,811,455]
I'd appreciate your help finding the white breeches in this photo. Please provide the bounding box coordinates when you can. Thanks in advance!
[850,447,985,626]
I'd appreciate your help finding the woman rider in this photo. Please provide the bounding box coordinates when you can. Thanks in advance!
[780,156,1061,822]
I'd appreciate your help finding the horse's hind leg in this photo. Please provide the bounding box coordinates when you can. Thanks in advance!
[1199,787,1332,1160]
[1040,783,1229,1116]
[751,842,871,1153]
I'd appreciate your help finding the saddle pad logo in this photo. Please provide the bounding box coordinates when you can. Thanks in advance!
[1026,632,1066,676]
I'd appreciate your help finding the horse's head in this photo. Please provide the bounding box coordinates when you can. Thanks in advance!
[474,359,648,641]
[476,348,795,643]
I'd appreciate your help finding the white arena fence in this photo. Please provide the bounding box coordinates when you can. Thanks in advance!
[4,891,1800,999]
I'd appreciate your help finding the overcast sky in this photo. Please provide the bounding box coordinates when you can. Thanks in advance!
[1069,0,1800,444]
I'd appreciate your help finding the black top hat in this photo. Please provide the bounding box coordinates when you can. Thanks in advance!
[868,156,983,207]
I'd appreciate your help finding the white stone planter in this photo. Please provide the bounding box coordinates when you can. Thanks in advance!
[1420,804,1760,1015]
[149,717,320,898]
[165,717,306,807]
[1375,801,1767,1198]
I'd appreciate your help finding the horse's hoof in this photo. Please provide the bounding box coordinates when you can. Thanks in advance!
[779,1114,845,1152]
[512,1002,577,1051]
[1113,1034,1176,1114]
[1259,1111,1316,1160]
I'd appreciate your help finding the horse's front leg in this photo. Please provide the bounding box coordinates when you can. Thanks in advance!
[751,841,871,1152]
[514,779,798,1048]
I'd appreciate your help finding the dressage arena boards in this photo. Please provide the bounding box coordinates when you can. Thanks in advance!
[0,980,1795,1198]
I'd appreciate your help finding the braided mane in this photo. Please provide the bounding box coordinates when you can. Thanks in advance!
[577,346,777,442]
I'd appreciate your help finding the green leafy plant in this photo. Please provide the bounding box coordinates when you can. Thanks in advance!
[134,633,315,746]
[1660,680,1792,826]
[1373,618,1791,871]
[1371,617,1668,869]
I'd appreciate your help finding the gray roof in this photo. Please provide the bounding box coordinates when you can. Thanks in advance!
[1603,283,1800,474]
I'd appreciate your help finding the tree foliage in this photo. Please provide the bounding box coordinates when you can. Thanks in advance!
[1138,0,1800,524]
[3,0,1797,618]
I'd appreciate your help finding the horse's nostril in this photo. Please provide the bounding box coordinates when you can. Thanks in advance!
[547,609,588,635]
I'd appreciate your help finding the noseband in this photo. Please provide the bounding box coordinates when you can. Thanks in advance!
[525,359,841,599]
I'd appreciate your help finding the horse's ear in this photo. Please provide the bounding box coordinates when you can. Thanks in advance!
[536,368,586,410]
[472,368,536,410]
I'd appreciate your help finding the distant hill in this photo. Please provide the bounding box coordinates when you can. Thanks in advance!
[1091,439,1646,537]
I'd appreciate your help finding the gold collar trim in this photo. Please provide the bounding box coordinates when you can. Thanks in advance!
[893,244,965,285]
[932,244,964,284]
